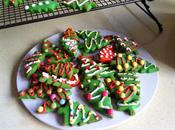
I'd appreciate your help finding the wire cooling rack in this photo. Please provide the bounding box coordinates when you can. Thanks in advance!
[0,0,140,29]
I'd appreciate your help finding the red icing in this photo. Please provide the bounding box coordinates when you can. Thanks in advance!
[101,91,107,97]
[106,109,113,116]
[96,66,100,70]
[70,76,80,87]
[99,45,115,63]
[86,66,90,70]
[86,93,92,101]
[31,73,38,79]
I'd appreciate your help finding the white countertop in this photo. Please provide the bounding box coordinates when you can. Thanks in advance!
[0,0,175,130]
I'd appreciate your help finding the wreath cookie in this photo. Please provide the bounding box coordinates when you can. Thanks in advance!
[18,27,159,127]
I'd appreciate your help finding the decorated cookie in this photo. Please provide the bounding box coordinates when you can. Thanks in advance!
[58,100,102,126]
[64,0,96,12]
[36,88,71,113]
[105,77,140,115]
[114,35,139,54]
[76,30,101,39]
[116,72,140,85]
[110,53,159,73]
[25,0,59,13]
[60,28,80,57]
[41,40,71,64]
[39,72,74,88]
[24,51,45,78]
[36,100,60,113]
[3,0,25,7]
[81,78,113,117]
[79,57,115,79]
[78,35,113,54]
[99,44,116,63]
[18,28,159,126]
[42,62,80,86]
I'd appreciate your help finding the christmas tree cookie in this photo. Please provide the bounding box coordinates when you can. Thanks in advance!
[25,0,59,13]
[39,72,75,88]
[78,35,113,54]
[24,51,45,78]
[105,77,140,115]
[36,87,71,113]
[42,62,80,86]
[63,0,96,12]
[99,44,116,63]
[110,53,159,73]
[81,78,113,117]
[60,28,80,57]
[79,57,115,79]
[115,35,139,54]
[3,0,25,7]
[41,40,71,64]
[36,100,60,113]
[76,30,101,39]
[58,100,102,126]
[116,72,140,85]
[18,28,160,126]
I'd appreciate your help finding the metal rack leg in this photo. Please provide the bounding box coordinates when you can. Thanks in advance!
[135,0,163,32]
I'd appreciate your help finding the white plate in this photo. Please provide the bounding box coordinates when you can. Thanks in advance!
[16,30,159,130]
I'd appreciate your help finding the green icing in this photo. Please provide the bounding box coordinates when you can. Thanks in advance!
[80,57,115,79]
[81,78,113,117]
[25,0,59,13]
[114,35,139,55]
[38,100,61,113]
[105,76,141,115]
[39,73,72,89]
[43,62,79,79]
[110,53,159,73]
[79,37,112,54]
[4,0,25,7]
[58,100,101,126]
[24,52,45,78]
[76,30,101,39]
[116,72,140,85]
[117,100,140,115]
[60,28,80,57]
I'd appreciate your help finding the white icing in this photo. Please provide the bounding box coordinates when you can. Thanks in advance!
[52,74,79,85]
[25,6,29,10]
[45,1,50,4]
[117,100,140,107]
[42,72,50,78]
[64,0,89,7]
[39,2,43,5]
[25,59,40,73]
[32,4,36,7]
[69,100,97,124]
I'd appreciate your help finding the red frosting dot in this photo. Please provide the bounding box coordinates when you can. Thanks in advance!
[96,66,100,70]
[106,109,113,116]
[101,91,107,97]
[31,74,38,79]
[86,66,90,70]
[86,93,92,101]
[90,61,94,65]
[40,61,45,66]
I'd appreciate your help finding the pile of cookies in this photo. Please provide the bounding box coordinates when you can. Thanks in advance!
[3,0,96,13]
[18,28,159,126]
